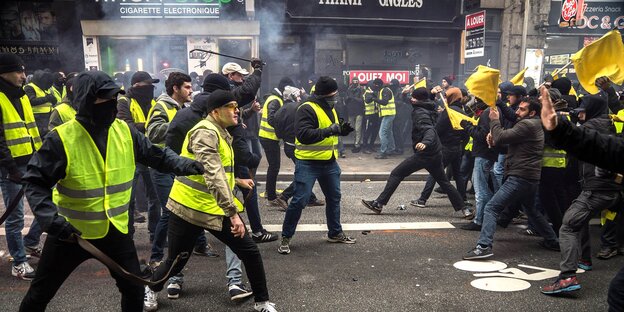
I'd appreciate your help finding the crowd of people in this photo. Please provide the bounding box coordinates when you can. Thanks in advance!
[1,49,623,311]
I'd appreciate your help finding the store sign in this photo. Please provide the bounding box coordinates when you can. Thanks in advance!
[83,36,100,71]
[524,49,544,85]
[186,36,218,74]
[286,0,458,23]
[464,10,485,58]
[97,0,242,19]
[349,70,410,84]
[549,0,624,34]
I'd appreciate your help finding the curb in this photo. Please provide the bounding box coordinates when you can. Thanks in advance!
[255,172,429,181]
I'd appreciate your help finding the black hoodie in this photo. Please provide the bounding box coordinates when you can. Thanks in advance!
[411,100,441,157]
[23,71,196,237]
[295,94,339,163]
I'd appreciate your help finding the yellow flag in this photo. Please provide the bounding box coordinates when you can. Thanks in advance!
[510,67,527,86]
[465,65,500,107]
[414,78,427,89]
[446,104,478,130]
[571,30,624,94]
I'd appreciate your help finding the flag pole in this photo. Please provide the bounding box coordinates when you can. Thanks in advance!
[539,60,573,88]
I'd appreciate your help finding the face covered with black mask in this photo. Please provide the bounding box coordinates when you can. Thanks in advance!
[92,98,118,127]
[72,71,124,129]
[131,84,155,103]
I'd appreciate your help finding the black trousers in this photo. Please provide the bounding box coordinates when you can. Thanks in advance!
[609,265,624,312]
[539,167,569,234]
[376,152,464,211]
[363,114,380,148]
[280,144,318,203]
[20,226,143,312]
[151,213,269,302]
[419,146,466,202]
[260,138,281,201]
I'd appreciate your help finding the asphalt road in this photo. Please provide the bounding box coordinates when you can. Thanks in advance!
[1,181,622,311]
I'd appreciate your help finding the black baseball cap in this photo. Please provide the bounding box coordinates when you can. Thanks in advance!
[131,71,159,85]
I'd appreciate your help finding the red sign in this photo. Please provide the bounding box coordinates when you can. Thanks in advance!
[349,70,410,84]
[466,11,485,29]
[561,0,577,22]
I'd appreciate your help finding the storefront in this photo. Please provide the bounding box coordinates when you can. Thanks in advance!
[79,0,259,77]
[545,0,624,84]
[256,0,464,93]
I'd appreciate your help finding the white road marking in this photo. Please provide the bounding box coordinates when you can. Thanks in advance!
[262,222,455,232]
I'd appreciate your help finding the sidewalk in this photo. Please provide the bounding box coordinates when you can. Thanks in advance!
[255,145,429,181]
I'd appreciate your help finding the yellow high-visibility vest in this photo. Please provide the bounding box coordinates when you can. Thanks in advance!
[295,101,339,160]
[52,119,135,239]
[363,88,376,116]
[27,82,53,114]
[615,109,624,134]
[168,120,243,215]
[258,95,283,141]
[52,103,76,125]
[50,86,66,104]
[122,96,155,128]
[0,92,42,157]
[378,88,396,117]
[145,99,178,147]
[542,147,567,168]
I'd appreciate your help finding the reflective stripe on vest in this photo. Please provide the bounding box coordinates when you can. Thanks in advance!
[146,100,178,146]
[295,102,339,160]
[378,88,396,117]
[542,146,566,168]
[615,109,624,134]
[168,120,243,215]
[124,97,155,128]
[0,92,42,157]
[53,103,76,125]
[27,82,53,114]
[363,88,377,116]
[465,137,474,151]
[52,119,135,239]
[258,95,283,141]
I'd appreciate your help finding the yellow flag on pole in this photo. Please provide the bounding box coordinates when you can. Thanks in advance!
[438,94,477,130]
[510,67,527,86]
[414,78,427,89]
[571,30,624,94]
[465,65,500,107]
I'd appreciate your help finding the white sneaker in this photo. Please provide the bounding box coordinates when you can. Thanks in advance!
[12,262,35,280]
[254,301,278,312]
[144,285,158,311]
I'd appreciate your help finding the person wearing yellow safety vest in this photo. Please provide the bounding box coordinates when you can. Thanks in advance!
[538,87,624,297]
[147,90,278,312]
[362,80,380,154]
[0,53,44,281]
[24,69,56,137]
[346,77,365,153]
[50,71,66,104]
[259,77,294,209]
[48,73,78,131]
[116,71,161,236]
[278,76,356,255]
[19,70,204,311]
[368,78,396,159]
[146,72,192,266]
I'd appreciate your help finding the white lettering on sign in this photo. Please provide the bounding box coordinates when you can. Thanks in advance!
[466,14,485,29]
[378,0,423,8]
[349,70,410,84]
[318,0,363,5]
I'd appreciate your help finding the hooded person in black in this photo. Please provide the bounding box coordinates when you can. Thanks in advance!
[361,87,473,219]
[24,69,56,137]
[19,70,203,312]
[551,77,579,110]
[542,93,624,296]
[48,74,78,130]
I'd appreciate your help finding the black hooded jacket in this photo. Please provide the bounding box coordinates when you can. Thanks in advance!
[23,71,195,238]
[461,108,498,161]
[0,77,30,171]
[166,92,211,155]
[295,94,339,163]
[411,100,441,157]
[435,101,469,150]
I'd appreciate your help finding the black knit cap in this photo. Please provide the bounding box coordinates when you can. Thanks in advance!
[278,77,294,92]
[443,76,454,85]
[508,85,527,97]
[314,76,338,96]
[202,73,231,92]
[0,53,25,74]
[412,87,430,101]
[205,89,237,112]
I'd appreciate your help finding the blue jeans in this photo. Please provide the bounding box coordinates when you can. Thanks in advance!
[237,166,263,233]
[1,165,42,265]
[225,246,242,286]
[149,169,206,262]
[492,154,505,190]
[282,160,342,238]
[478,175,558,248]
[472,157,495,226]
[378,115,395,154]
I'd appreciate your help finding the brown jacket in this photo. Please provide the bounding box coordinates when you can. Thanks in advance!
[490,117,544,181]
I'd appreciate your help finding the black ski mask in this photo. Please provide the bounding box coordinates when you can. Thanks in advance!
[91,99,118,128]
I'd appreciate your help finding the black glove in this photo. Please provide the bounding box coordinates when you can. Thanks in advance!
[325,123,341,137]
[251,58,264,71]
[46,93,57,105]
[7,168,23,184]
[338,118,355,136]
[460,120,471,129]
[186,160,204,175]
[58,221,82,243]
